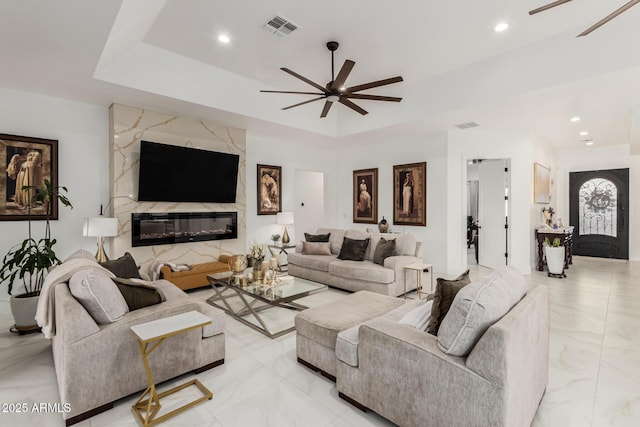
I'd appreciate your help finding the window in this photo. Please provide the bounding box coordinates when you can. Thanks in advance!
[579,178,617,237]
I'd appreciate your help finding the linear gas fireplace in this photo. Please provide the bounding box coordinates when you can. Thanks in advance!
[132,212,237,247]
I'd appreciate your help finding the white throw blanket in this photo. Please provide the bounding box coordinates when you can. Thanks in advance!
[149,261,191,281]
[35,258,115,338]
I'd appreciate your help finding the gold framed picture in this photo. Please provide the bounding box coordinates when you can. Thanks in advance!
[353,168,378,224]
[393,162,426,226]
[257,164,281,215]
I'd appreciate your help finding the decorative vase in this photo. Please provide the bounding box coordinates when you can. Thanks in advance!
[378,216,389,233]
[228,254,247,273]
[544,245,565,275]
[252,262,264,282]
[10,293,40,333]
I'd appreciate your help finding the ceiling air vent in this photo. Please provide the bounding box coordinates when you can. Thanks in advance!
[263,15,299,37]
[454,121,480,130]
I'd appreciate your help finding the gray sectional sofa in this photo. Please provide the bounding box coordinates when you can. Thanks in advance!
[288,228,423,296]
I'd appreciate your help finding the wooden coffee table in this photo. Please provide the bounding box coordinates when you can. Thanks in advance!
[207,271,326,339]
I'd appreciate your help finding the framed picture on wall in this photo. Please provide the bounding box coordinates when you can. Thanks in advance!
[534,162,551,204]
[0,133,59,221]
[393,162,427,226]
[257,164,282,215]
[353,168,378,224]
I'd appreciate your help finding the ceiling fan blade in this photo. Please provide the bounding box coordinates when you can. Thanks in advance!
[347,94,402,102]
[577,0,640,37]
[260,90,325,95]
[281,68,329,94]
[529,0,572,15]
[281,96,326,110]
[346,76,403,93]
[339,98,368,115]
[320,101,333,118]
[331,60,356,90]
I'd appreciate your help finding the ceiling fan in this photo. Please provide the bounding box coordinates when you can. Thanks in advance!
[529,0,640,37]
[260,41,403,118]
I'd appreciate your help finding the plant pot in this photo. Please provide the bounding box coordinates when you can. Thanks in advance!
[10,292,40,333]
[544,245,565,275]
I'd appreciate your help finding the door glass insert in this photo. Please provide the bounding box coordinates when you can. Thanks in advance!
[579,178,617,237]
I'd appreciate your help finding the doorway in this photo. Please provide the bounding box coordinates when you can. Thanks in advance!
[467,159,511,269]
[569,168,629,259]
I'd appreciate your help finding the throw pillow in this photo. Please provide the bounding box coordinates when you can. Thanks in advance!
[304,232,331,242]
[112,277,166,311]
[399,300,434,331]
[337,237,370,261]
[426,269,471,335]
[373,238,396,265]
[69,269,129,324]
[302,241,332,255]
[100,252,142,279]
[437,266,528,356]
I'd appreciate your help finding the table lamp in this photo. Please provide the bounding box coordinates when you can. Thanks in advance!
[276,211,294,245]
[83,216,119,262]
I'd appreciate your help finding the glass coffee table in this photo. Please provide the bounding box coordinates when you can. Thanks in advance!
[206,271,327,339]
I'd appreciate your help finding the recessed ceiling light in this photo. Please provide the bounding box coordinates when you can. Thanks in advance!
[467,161,473,165]
[585,140,594,146]
[579,131,589,136]
[494,22,509,32]
[218,34,230,43]
[570,116,581,122]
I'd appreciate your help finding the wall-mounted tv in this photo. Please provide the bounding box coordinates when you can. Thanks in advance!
[138,141,239,203]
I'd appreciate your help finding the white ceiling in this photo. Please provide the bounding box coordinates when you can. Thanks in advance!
[1,0,639,149]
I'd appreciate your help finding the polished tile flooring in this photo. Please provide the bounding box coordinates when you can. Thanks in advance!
[0,257,638,426]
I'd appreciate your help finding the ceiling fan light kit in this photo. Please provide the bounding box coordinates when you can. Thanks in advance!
[260,41,403,118]
[529,0,640,37]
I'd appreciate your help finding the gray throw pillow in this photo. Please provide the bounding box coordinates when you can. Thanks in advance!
[69,269,129,324]
[426,269,471,335]
[100,252,142,279]
[302,241,332,255]
[337,237,370,261]
[373,238,396,265]
[112,278,166,311]
[304,232,331,242]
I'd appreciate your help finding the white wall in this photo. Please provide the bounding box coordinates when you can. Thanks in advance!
[246,133,337,246]
[0,87,109,313]
[447,129,534,275]
[334,133,449,275]
[556,144,638,260]
[531,135,559,267]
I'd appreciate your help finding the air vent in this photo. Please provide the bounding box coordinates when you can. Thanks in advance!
[263,15,299,37]
[454,121,480,130]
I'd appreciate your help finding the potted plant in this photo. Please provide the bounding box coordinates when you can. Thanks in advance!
[248,243,266,282]
[544,237,565,278]
[0,179,72,333]
[271,234,281,245]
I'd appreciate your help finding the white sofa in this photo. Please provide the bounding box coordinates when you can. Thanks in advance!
[288,228,423,296]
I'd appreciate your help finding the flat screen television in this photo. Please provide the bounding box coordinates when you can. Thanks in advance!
[138,141,239,203]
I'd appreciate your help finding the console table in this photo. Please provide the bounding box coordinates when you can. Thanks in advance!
[535,227,574,272]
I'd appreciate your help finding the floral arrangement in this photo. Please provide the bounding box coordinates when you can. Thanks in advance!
[249,243,265,263]
[541,207,554,215]
[271,234,281,243]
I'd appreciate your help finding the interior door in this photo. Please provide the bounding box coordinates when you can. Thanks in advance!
[294,170,324,240]
[569,168,629,259]
[478,159,507,268]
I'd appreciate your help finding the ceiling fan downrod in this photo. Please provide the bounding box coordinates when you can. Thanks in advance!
[327,41,339,86]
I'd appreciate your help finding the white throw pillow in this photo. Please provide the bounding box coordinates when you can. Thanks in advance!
[399,300,433,331]
[69,269,129,324]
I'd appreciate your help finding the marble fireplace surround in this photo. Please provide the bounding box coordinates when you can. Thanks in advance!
[109,104,246,275]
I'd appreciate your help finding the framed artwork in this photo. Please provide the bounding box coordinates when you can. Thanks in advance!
[353,168,378,224]
[534,162,551,204]
[393,162,427,226]
[1,133,59,221]
[257,164,282,215]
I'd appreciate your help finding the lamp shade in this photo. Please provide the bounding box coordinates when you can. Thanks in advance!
[276,211,294,225]
[83,217,118,237]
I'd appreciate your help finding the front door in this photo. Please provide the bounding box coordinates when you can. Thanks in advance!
[569,168,629,259]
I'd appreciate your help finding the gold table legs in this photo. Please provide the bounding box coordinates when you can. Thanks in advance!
[132,337,212,426]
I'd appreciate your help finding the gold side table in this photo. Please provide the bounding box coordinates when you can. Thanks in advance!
[130,311,213,426]
[403,262,434,300]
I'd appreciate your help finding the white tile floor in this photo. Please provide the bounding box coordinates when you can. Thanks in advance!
[0,257,638,426]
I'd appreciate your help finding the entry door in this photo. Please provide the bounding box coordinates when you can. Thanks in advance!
[478,159,508,268]
[569,168,629,259]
